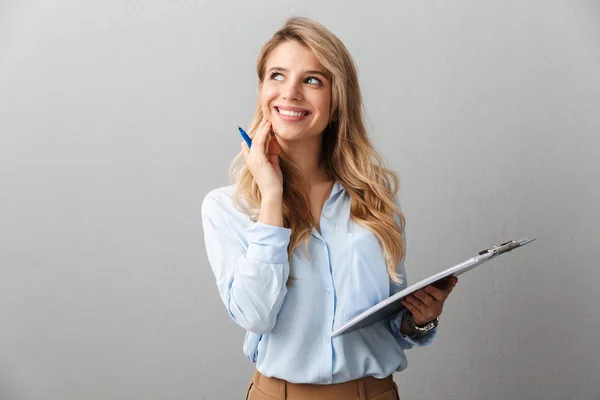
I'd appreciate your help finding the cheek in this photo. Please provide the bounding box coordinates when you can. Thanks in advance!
[315,98,331,123]
[260,86,277,109]
[315,92,331,116]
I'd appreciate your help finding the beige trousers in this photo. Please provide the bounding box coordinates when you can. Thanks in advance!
[246,369,400,400]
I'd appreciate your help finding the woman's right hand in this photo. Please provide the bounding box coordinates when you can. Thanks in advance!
[240,116,283,198]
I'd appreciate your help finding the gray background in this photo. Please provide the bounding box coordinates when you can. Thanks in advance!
[1,1,599,399]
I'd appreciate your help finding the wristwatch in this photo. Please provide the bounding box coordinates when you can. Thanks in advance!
[402,312,439,340]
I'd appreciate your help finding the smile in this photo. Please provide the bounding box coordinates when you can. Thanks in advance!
[275,107,311,117]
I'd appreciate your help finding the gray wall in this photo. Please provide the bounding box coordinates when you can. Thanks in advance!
[1,1,599,399]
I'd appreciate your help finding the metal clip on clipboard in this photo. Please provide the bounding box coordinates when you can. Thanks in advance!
[478,238,536,257]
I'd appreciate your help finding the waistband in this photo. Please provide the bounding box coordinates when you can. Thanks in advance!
[250,369,397,399]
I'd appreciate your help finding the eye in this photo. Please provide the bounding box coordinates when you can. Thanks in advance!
[306,76,322,85]
[269,72,284,81]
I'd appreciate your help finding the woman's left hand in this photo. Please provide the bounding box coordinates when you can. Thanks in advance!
[400,276,458,326]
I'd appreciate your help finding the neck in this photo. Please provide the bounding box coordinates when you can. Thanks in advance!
[278,135,331,186]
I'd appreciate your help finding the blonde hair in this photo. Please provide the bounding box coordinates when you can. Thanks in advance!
[228,17,406,284]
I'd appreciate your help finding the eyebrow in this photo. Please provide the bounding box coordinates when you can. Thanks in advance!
[266,67,329,80]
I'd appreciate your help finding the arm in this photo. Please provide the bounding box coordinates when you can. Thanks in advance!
[387,202,458,350]
[388,226,438,350]
[201,192,291,334]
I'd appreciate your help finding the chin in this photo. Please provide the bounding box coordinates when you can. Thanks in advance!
[272,124,304,140]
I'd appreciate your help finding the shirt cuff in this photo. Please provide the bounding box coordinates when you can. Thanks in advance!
[390,309,438,347]
[245,221,292,263]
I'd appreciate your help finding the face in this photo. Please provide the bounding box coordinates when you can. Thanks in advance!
[260,40,332,144]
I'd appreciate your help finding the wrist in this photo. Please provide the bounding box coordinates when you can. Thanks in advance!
[258,195,284,227]
[413,317,436,328]
[261,192,283,203]
[401,312,439,339]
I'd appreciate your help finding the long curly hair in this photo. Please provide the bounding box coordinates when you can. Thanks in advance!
[228,17,406,284]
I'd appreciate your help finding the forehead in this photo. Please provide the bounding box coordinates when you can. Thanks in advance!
[266,40,325,71]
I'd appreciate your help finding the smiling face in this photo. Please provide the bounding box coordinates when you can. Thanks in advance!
[260,40,332,144]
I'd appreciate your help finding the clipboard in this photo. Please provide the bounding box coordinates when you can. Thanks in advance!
[331,238,536,338]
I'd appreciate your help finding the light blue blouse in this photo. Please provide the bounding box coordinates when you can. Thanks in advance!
[201,181,436,384]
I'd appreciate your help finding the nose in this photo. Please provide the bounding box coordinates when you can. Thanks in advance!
[281,78,302,101]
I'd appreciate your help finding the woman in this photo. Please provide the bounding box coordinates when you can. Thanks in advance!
[201,16,458,400]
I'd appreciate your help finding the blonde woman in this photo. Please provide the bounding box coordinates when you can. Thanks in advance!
[201,17,458,400]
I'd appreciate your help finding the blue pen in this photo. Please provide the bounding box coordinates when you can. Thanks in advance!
[238,126,252,148]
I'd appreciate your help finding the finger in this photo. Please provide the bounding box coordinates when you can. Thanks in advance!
[241,141,249,159]
[423,285,445,302]
[252,118,271,150]
[266,133,279,164]
[414,289,436,306]
[432,276,458,296]
[401,300,420,317]
[246,116,265,152]
[408,293,429,309]
[403,295,426,315]
[449,276,458,289]
[440,277,458,299]
[432,277,452,290]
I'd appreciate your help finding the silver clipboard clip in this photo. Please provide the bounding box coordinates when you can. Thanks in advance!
[479,238,536,256]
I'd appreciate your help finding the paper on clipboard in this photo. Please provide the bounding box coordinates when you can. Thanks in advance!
[330,238,536,338]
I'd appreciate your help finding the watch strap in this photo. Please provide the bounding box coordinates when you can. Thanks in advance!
[402,312,439,339]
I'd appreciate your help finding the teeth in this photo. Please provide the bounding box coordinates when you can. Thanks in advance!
[278,108,308,117]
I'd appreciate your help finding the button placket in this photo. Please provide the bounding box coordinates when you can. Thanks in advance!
[320,235,335,384]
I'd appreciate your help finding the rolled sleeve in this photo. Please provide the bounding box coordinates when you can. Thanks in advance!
[201,193,292,334]
[389,309,438,349]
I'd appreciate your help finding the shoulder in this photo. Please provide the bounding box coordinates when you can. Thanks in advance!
[201,184,248,224]
[202,184,234,206]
